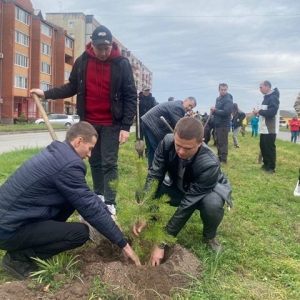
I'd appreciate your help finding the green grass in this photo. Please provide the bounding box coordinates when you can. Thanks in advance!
[0,123,66,132]
[0,131,300,299]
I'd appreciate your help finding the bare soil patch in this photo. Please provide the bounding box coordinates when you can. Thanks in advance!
[0,241,202,300]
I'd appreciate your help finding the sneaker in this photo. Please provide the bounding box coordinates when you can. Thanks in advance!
[203,237,223,253]
[106,204,116,216]
[234,145,239,148]
[97,194,105,202]
[1,252,37,280]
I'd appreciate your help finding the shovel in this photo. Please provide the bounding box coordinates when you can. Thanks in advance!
[32,93,58,141]
[135,102,145,158]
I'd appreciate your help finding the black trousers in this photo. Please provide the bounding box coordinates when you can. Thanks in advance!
[215,126,230,163]
[260,133,276,170]
[156,183,224,239]
[0,203,89,262]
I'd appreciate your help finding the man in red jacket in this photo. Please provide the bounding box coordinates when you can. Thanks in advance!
[31,25,137,215]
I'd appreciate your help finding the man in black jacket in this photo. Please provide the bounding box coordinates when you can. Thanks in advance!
[0,122,140,280]
[210,83,233,163]
[31,25,136,215]
[141,98,196,168]
[133,117,232,266]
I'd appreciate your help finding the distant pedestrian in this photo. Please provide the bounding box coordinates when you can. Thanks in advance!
[251,114,259,137]
[210,83,233,163]
[289,115,300,143]
[231,103,246,148]
[168,97,175,102]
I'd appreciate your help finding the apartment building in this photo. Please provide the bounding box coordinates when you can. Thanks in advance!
[45,12,152,92]
[0,0,75,123]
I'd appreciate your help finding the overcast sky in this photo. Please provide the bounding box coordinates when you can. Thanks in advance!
[32,0,300,114]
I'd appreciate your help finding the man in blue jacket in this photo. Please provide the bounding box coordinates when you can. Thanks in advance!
[0,122,140,280]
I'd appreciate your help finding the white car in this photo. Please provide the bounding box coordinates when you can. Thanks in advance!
[35,114,78,127]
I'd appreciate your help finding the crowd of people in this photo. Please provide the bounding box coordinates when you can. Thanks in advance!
[0,24,298,279]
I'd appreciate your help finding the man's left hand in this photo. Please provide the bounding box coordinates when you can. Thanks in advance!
[150,245,165,266]
[119,130,130,145]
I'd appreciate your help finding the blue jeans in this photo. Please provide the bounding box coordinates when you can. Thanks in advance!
[89,125,120,205]
[141,122,159,168]
[291,131,298,143]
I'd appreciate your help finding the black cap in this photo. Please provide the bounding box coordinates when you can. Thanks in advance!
[91,25,112,46]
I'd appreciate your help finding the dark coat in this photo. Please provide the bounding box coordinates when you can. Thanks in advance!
[213,93,233,128]
[0,141,126,247]
[44,52,137,132]
[141,100,185,142]
[145,134,232,237]
[138,92,157,118]
[232,109,246,129]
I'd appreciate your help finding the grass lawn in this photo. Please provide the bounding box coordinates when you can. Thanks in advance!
[0,131,299,299]
[0,123,66,132]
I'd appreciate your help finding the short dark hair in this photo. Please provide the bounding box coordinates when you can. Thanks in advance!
[168,97,174,101]
[264,80,272,88]
[66,121,98,142]
[174,117,203,143]
[219,83,228,89]
[187,96,197,107]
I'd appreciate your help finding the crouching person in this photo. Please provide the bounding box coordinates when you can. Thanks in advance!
[0,121,140,280]
[132,117,232,266]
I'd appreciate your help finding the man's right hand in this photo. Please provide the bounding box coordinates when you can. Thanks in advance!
[132,220,147,236]
[30,89,45,99]
[121,243,141,266]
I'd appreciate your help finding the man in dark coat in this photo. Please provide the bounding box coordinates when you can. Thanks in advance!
[210,83,233,163]
[141,97,196,168]
[133,117,232,266]
[0,122,140,280]
[31,25,137,215]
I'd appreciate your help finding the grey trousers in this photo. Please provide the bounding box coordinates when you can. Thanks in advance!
[232,126,241,146]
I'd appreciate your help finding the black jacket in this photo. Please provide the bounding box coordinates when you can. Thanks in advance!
[141,100,185,142]
[213,93,233,128]
[138,92,157,118]
[0,141,126,247]
[232,110,246,129]
[44,52,137,131]
[145,134,232,237]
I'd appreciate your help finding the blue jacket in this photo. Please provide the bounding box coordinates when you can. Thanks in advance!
[213,93,233,128]
[0,141,126,248]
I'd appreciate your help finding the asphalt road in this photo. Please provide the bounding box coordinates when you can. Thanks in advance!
[0,127,297,154]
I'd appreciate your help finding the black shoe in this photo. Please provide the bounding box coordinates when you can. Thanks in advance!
[266,169,275,174]
[1,252,37,280]
[203,237,223,253]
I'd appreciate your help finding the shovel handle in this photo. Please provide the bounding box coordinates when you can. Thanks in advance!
[160,116,174,133]
[32,93,58,141]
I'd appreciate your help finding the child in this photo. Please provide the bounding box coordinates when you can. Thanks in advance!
[289,115,300,143]
[251,113,259,137]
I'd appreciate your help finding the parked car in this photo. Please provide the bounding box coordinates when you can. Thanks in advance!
[35,114,77,127]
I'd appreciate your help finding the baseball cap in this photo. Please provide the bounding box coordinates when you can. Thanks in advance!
[142,85,151,91]
[91,25,112,46]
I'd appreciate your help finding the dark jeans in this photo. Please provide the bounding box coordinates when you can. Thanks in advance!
[89,125,120,205]
[141,122,159,168]
[156,183,224,239]
[291,131,298,143]
[215,126,230,163]
[0,203,89,262]
[260,133,276,170]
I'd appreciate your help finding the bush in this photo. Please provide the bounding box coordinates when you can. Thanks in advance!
[16,113,27,124]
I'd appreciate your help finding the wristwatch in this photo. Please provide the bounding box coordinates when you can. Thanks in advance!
[157,243,166,249]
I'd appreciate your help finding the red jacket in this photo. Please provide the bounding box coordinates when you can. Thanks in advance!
[289,119,300,131]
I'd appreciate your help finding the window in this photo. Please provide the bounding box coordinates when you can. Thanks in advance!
[41,23,52,37]
[15,53,29,68]
[65,70,71,80]
[41,62,51,74]
[41,42,51,56]
[14,75,28,89]
[40,82,51,90]
[15,30,29,46]
[65,37,73,49]
[15,7,29,25]
[69,22,75,28]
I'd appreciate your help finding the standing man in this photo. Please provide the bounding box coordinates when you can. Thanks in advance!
[231,103,246,148]
[137,85,157,141]
[210,83,233,163]
[141,98,196,168]
[133,117,232,266]
[30,25,137,215]
[0,122,140,280]
[253,81,280,174]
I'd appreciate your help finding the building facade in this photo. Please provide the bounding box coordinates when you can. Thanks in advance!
[0,0,75,123]
[45,12,152,93]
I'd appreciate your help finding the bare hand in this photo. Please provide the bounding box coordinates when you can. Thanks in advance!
[122,243,141,266]
[150,245,165,266]
[30,89,45,99]
[119,130,130,145]
[210,106,215,112]
[132,220,147,236]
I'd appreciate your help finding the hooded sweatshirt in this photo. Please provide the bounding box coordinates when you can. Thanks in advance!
[84,41,121,125]
[258,88,280,134]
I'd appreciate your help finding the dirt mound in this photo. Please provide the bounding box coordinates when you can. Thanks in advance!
[0,242,202,300]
